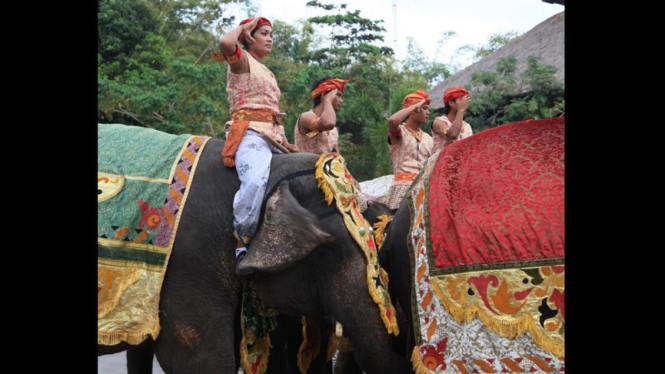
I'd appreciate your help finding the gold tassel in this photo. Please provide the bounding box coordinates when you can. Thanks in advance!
[297,316,310,374]
[372,214,394,250]
[239,336,251,374]
[365,271,400,336]
[240,335,272,374]
[254,335,271,374]
[298,316,322,374]
[411,346,435,374]
[315,154,335,205]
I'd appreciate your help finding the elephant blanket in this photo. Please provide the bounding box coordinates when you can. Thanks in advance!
[316,153,399,336]
[407,118,564,374]
[98,124,210,346]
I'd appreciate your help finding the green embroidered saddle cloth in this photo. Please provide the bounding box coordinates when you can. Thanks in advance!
[98,123,210,345]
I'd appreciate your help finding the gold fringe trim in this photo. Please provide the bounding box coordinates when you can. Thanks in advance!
[240,336,251,373]
[98,324,159,346]
[411,346,435,374]
[372,214,394,250]
[431,280,564,358]
[240,335,271,374]
[315,153,335,206]
[298,316,309,374]
[366,270,400,336]
[97,268,141,319]
[317,153,399,336]
[297,316,321,374]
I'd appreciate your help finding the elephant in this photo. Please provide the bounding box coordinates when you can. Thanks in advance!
[97,124,412,374]
[376,118,566,373]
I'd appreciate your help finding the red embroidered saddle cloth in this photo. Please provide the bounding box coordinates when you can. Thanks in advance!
[427,117,564,273]
[408,118,565,373]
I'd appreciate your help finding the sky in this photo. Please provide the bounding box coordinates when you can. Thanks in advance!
[225,0,564,72]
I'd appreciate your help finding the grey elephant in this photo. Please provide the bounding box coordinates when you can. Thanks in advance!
[377,118,566,373]
[97,124,412,374]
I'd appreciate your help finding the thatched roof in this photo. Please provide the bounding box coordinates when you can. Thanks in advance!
[429,11,564,110]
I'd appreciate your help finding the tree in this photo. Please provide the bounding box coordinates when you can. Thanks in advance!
[98,0,164,77]
[305,1,393,69]
[400,37,451,88]
[465,56,564,130]
[98,0,241,136]
[456,30,520,66]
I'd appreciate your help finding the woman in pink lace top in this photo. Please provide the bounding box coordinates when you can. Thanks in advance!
[218,17,298,261]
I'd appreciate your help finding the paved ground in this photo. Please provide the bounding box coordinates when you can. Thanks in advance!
[98,353,247,374]
[98,352,165,374]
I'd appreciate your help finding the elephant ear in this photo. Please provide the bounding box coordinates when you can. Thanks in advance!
[237,181,333,275]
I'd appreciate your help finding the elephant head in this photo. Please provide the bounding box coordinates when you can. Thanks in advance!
[237,153,412,374]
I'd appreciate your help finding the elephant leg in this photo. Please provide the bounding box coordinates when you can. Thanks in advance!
[153,253,242,374]
[153,302,239,374]
[234,304,242,374]
[332,276,413,374]
[127,339,154,374]
[327,260,413,374]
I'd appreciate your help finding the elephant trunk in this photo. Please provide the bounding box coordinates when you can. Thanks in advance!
[324,248,414,374]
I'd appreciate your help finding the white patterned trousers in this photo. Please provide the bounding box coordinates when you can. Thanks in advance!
[228,129,283,242]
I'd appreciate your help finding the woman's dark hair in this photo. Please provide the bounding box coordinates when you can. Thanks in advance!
[311,76,334,106]
[242,29,257,50]
[442,102,452,115]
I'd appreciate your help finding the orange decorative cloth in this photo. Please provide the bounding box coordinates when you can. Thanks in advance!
[442,86,469,105]
[402,89,431,107]
[238,17,272,44]
[311,78,349,99]
[222,109,279,167]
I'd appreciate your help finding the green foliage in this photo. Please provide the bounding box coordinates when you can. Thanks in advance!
[401,37,451,87]
[97,0,238,136]
[465,56,564,130]
[456,30,520,65]
[98,0,163,76]
[475,31,519,59]
[98,0,563,182]
[305,1,392,69]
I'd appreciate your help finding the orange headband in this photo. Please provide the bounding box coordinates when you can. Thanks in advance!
[443,86,470,105]
[238,17,272,44]
[402,89,431,107]
[312,78,349,99]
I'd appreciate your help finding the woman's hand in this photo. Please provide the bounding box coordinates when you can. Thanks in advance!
[451,96,469,113]
[325,89,338,103]
[284,143,299,153]
[241,17,260,44]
